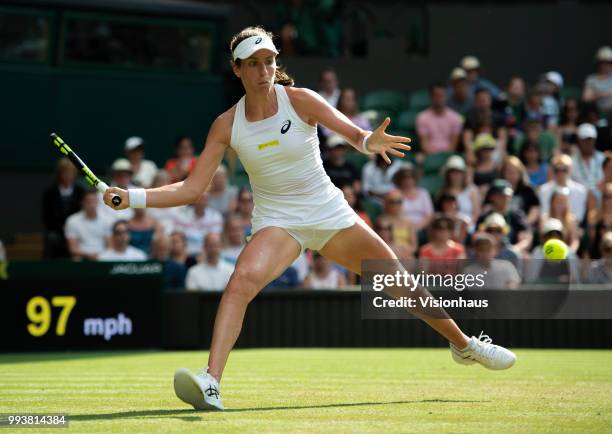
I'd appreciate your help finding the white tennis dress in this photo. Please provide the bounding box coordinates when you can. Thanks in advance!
[230,84,357,250]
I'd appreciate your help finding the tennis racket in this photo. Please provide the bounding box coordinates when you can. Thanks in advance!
[50,133,122,207]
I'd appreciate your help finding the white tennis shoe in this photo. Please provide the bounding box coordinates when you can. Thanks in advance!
[450,332,516,370]
[173,367,224,411]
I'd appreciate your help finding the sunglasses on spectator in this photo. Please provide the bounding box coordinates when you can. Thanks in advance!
[486,227,503,234]
[113,229,129,235]
[387,199,402,205]
[553,166,569,173]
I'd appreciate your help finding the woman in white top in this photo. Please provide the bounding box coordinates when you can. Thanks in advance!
[103,26,515,411]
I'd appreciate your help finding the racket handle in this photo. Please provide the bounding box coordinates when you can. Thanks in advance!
[97,182,122,207]
[111,195,122,206]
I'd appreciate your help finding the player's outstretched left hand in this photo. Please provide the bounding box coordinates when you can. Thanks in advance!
[103,187,129,210]
[367,117,411,164]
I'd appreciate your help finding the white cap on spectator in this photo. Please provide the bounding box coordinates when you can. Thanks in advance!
[443,155,467,173]
[111,158,133,172]
[577,123,597,140]
[482,212,509,233]
[450,67,467,82]
[596,46,612,62]
[125,136,144,151]
[327,134,346,148]
[542,218,564,235]
[545,71,564,88]
[461,56,480,70]
[232,35,278,61]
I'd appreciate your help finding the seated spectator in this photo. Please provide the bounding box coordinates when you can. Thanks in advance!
[460,55,501,99]
[124,136,158,187]
[164,136,197,183]
[208,164,238,216]
[42,158,85,258]
[463,89,507,165]
[146,170,182,232]
[447,67,473,116]
[323,135,361,191]
[304,252,346,289]
[416,83,462,155]
[540,187,580,253]
[317,68,340,107]
[150,235,186,289]
[464,233,520,289]
[540,71,564,128]
[496,76,526,136]
[361,154,403,200]
[501,156,540,226]
[381,189,417,255]
[436,191,470,243]
[523,89,545,126]
[539,154,589,223]
[186,233,234,291]
[511,113,559,163]
[594,154,612,207]
[65,190,112,260]
[441,155,481,227]
[127,208,163,255]
[221,214,246,264]
[373,216,414,259]
[587,232,612,283]
[571,123,605,199]
[582,46,612,121]
[419,213,466,275]
[392,163,434,231]
[477,180,532,254]
[472,133,500,195]
[519,141,549,188]
[99,158,135,223]
[236,188,254,236]
[98,220,147,261]
[321,88,371,138]
[171,192,223,257]
[474,212,520,269]
[587,183,612,259]
[557,98,580,154]
[342,185,372,227]
[266,266,299,289]
[169,231,196,269]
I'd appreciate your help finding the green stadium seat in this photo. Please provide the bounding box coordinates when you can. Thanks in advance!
[422,152,455,175]
[560,86,582,101]
[345,150,371,172]
[361,197,383,222]
[408,88,430,111]
[418,174,444,196]
[361,90,407,113]
[397,109,419,131]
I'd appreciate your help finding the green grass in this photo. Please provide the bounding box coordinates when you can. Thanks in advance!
[1,349,611,433]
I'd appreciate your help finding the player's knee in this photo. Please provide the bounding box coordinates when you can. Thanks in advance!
[225,267,265,302]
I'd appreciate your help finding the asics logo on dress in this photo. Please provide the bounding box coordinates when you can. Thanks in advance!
[205,385,219,399]
[281,120,291,134]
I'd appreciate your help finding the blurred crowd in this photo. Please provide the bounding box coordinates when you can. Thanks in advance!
[39,46,612,289]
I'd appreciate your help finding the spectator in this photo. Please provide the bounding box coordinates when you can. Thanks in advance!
[460,55,501,98]
[65,190,112,260]
[557,98,580,154]
[477,180,532,254]
[304,252,346,289]
[318,68,340,107]
[497,76,527,135]
[416,83,463,155]
[523,89,545,125]
[266,266,300,289]
[98,220,147,261]
[583,46,612,120]
[373,215,413,259]
[381,189,418,256]
[512,113,559,164]
[323,135,361,191]
[587,183,612,259]
[540,187,580,253]
[342,185,372,227]
[164,136,197,183]
[221,214,246,264]
[99,158,135,223]
[321,88,371,137]
[519,142,548,187]
[127,208,163,256]
[361,154,403,199]
[539,154,588,223]
[169,230,196,269]
[419,213,466,275]
[475,212,520,269]
[464,233,520,289]
[447,67,473,116]
[571,123,605,198]
[595,154,612,204]
[500,156,540,226]
[124,136,158,187]
[236,188,254,236]
[587,232,612,283]
[146,170,182,232]
[42,158,85,258]
[435,191,470,243]
[540,71,564,128]
[208,165,238,216]
[472,133,500,195]
[150,234,186,289]
[441,155,481,227]
[580,101,612,153]
[171,192,223,257]
[463,88,507,165]
[186,233,234,291]
[391,163,434,231]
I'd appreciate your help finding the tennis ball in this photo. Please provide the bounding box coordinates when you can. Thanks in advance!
[543,239,568,260]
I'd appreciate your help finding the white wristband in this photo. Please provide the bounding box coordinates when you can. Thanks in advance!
[128,188,147,208]
[361,131,374,155]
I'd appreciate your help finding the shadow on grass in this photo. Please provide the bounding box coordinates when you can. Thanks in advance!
[70,399,487,421]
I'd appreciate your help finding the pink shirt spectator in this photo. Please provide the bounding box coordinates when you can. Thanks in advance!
[416,108,463,153]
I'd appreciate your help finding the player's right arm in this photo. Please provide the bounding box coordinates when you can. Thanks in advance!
[103,110,233,209]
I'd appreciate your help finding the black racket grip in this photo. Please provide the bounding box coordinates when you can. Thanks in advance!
[111,195,122,207]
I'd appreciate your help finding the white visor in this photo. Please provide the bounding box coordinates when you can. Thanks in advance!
[232,35,278,61]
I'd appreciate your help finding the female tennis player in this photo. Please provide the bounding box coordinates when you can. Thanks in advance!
[103,26,515,411]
